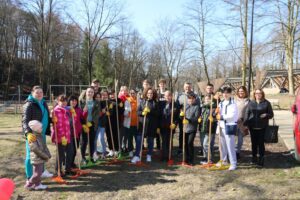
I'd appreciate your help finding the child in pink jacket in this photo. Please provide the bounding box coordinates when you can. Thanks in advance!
[51,95,74,176]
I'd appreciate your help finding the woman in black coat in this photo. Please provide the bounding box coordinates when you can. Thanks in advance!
[244,89,274,167]
[131,87,159,163]
[22,85,52,179]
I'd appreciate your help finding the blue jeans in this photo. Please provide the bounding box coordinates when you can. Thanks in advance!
[96,127,106,154]
[236,128,243,153]
[200,132,215,160]
[134,135,154,157]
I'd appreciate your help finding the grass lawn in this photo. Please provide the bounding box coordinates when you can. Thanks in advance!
[0,113,299,200]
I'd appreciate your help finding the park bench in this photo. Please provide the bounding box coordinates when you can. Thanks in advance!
[269,99,280,110]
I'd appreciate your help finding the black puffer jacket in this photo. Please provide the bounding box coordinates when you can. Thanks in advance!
[138,99,159,137]
[22,99,51,137]
[244,99,274,129]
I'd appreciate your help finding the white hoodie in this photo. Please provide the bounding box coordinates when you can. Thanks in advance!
[219,98,238,128]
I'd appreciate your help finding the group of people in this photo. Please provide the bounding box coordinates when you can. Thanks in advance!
[22,78,274,190]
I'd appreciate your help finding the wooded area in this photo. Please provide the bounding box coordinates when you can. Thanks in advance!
[0,0,300,99]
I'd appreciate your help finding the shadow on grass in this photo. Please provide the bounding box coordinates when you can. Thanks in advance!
[46,162,178,193]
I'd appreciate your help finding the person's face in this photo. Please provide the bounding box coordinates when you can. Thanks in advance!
[238,89,246,98]
[130,90,136,98]
[188,97,195,105]
[159,82,166,89]
[95,94,101,102]
[206,86,214,94]
[204,96,210,104]
[110,93,115,99]
[120,89,128,96]
[86,88,94,99]
[59,100,67,107]
[223,92,231,100]
[102,92,108,100]
[70,99,78,108]
[91,82,99,91]
[184,84,192,93]
[143,82,150,90]
[147,89,153,100]
[255,90,263,100]
[165,92,172,102]
[32,89,43,101]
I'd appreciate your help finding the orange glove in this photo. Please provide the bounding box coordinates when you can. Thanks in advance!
[52,116,58,123]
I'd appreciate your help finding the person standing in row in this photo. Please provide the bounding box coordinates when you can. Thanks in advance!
[176,82,200,156]
[123,89,139,158]
[235,86,250,159]
[51,95,73,175]
[181,92,201,165]
[216,87,238,171]
[67,95,84,168]
[22,85,53,180]
[132,87,159,163]
[80,87,96,164]
[158,91,180,161]
[244,89,274,167]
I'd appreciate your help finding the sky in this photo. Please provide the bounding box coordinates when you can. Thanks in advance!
[125,0,187,39]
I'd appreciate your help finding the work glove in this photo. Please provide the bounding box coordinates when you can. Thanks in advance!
[198,117,202,123]
[27,133,37,143]
[170,123,176,130]
[182,119,189,125]
[61,136,67,146]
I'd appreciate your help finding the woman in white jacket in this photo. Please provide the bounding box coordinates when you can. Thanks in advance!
[216,87,238,170]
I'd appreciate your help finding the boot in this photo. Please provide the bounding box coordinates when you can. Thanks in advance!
[251,156,257,165]
[258,157,264,167]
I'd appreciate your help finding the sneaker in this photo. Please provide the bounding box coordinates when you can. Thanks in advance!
[129,151,134,158]
[81,159,87,166]
[131,156,140,164]
[257,157,264,167]
[114,151,119,157]
[216,160,229,167]
[228,165,237,171]
[100,154,106,160]
[34,184,47,190]
[41,170,53,178]
[200,158,208,165]
[107,150,114,157]
[236,153,241,160]
[146,155,152,162]
[93,152,99,162]
[251,157,258,165]
[24,181,34,190]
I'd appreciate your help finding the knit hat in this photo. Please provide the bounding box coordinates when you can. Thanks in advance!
[28,120,43,133]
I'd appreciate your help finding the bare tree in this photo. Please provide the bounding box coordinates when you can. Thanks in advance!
[275,0,300,94]
[69,0,125,84]
[183,0,214,84]
[155,19,188,92]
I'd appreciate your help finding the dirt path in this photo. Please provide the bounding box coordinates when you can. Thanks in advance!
[0,114,299,200]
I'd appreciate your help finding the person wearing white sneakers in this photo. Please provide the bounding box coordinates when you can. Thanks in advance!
[24,120,51,190]
[124,89,139,158]
[216,87,238,171]
[132,88,159,163]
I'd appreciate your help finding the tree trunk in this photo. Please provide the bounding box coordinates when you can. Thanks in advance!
[242,0,248,86]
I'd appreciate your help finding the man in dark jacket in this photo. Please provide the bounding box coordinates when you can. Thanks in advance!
[158,91,180,161]
[180,92,201,165]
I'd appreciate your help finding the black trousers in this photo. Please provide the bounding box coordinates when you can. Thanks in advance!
[178,120,183,150]
[250,128,265,158]
[185,132,196,164]
[156,133,161,150]
[70,137,80,166]
[81,125,95,160]
[56,143,73,173]
[106,123,119,151]
[161,128,171,159]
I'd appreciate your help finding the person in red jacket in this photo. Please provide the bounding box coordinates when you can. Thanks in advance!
[67,95,84,168]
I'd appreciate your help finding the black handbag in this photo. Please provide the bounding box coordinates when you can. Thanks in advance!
[264,118,279,143]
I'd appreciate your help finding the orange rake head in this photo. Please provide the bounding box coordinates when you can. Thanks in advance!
[128,161,149,167]
[176,161,193,168]
[167,159,174,166]
[199,162,215,169]
[52,176,67,184]
[70,169,91,179]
